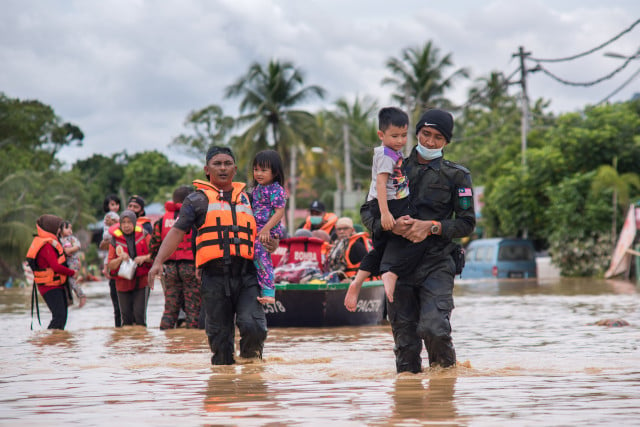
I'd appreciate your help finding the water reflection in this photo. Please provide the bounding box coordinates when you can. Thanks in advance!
[391,376,460,424]
[204,367,272,416]
[28,330,77,349]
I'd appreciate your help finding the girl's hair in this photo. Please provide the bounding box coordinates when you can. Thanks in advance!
[62,221,71,229]
[252,150,284,186]
[103,194,121,213]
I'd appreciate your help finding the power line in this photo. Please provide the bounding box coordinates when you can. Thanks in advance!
[536,51,640,87]
[529,18,640,63]
[596,64,640,104]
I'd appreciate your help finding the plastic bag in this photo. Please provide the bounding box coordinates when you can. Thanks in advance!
[117,258,137,280]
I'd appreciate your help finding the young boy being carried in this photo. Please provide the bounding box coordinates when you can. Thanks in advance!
[344,107,427,309]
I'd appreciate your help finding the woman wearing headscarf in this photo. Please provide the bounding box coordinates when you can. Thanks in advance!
[25,214,77,329]
[107,210,153,326]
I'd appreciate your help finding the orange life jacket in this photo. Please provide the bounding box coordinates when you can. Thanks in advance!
[302,212,338,234]
[160,201,194,261]
[109,225,151,278]
[25,225,68,287]
[344,232,374,278]
[192,179,256,268]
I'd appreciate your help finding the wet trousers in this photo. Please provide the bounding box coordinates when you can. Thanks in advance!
[109,279,122,327]
[200,263,268,365]
[387,257,456,373]
[117,287,150,326]
[42,287,68,330]
[160,261,200,329]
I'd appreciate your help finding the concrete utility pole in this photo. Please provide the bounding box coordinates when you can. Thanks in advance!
[288,145,297,235]
[513,46,531,167]
[343,123,353,193]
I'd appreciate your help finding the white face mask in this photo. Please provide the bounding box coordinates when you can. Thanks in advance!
[416,144,443,160]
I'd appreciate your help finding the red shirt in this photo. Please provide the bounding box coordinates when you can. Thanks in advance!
[36,244,75,295]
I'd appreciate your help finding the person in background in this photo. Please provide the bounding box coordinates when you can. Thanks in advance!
[311,229,332,266]
[25,214,77,329]
[299,200,338,241]
[149,185,201,329]
[127,195,153,234]
[107,210,153,326]
[325,217,371,283]
[99,194,122,327]
[60,221,87,308]
[148,146,270,365]
[250,149,287,304]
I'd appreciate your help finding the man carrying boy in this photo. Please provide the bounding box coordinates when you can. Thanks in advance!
[360,109,475,373]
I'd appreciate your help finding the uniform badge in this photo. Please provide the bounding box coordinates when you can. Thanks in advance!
[458,187,472,210]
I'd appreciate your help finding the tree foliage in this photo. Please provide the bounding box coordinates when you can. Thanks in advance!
[171,104,235,161]
[224,59,326,176]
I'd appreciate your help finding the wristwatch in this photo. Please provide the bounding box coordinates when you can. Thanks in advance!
[430,221,441,235]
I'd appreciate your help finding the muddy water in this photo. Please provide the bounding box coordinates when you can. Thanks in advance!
[1,277,639,426]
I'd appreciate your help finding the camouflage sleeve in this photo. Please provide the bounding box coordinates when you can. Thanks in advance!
[149,220,163,260]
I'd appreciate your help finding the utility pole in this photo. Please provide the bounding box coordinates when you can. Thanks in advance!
[343,123,353,192]
[288,145,297,235]
[513,46,531,167]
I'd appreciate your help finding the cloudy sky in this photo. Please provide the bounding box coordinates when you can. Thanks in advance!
[2,0,639,167]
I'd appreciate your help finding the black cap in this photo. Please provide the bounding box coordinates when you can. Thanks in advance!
[309,200,325,212]
[206,146,235,163]
[415,109,454,142]
[128,195,145,209]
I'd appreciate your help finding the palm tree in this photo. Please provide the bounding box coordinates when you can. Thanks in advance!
[382,41,469,153]
[591,157,640,242]
[224,59,326,175]
[465,71,513,112]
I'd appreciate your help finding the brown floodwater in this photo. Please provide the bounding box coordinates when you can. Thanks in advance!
[1,277,639,426]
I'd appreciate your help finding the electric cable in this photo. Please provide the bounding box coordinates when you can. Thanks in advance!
[596,65,640,104]
[536,51,640,86]
[529,18,640,63]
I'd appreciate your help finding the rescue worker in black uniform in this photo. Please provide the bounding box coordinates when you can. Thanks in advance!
[361,109,475,373]
[148,146,271,365]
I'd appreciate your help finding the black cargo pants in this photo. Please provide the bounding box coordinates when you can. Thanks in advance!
[387,255,456,373]
[200,260,268,365]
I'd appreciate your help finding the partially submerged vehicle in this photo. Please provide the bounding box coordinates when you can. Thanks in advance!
[463,238,537,279]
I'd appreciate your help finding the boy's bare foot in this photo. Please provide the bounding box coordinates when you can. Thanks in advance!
[344,282,360,312]
[381,271,397,303]
[79,296,87,308]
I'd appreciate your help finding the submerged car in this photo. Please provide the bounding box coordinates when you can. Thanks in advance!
[463,238,537,279]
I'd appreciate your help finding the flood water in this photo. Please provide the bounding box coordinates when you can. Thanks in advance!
[1,277,639,426]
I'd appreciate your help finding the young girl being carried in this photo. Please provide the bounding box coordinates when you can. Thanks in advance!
[60,221,87,308]
[251,150,287,305]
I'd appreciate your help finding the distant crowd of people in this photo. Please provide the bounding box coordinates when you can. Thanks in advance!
[26,107,475,374]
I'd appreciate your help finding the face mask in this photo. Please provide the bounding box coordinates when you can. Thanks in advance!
[416,144,443,160]
[310,215,323,225]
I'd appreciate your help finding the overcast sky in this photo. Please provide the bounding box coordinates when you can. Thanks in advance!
[2,0,639,167]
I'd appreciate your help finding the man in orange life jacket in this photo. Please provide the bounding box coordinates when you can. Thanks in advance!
[149,185,201,329]
[324,217,370,279]
[148,146,271,365]
[127,195,153,234]
[299,200,338,241]
[25,214,77,329]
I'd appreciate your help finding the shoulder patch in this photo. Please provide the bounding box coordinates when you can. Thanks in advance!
[443,159,470,174]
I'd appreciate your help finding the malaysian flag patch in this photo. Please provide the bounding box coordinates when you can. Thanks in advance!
[458,187,472,197]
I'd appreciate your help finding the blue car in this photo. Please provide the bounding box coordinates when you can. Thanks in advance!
[462,238,537,279]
